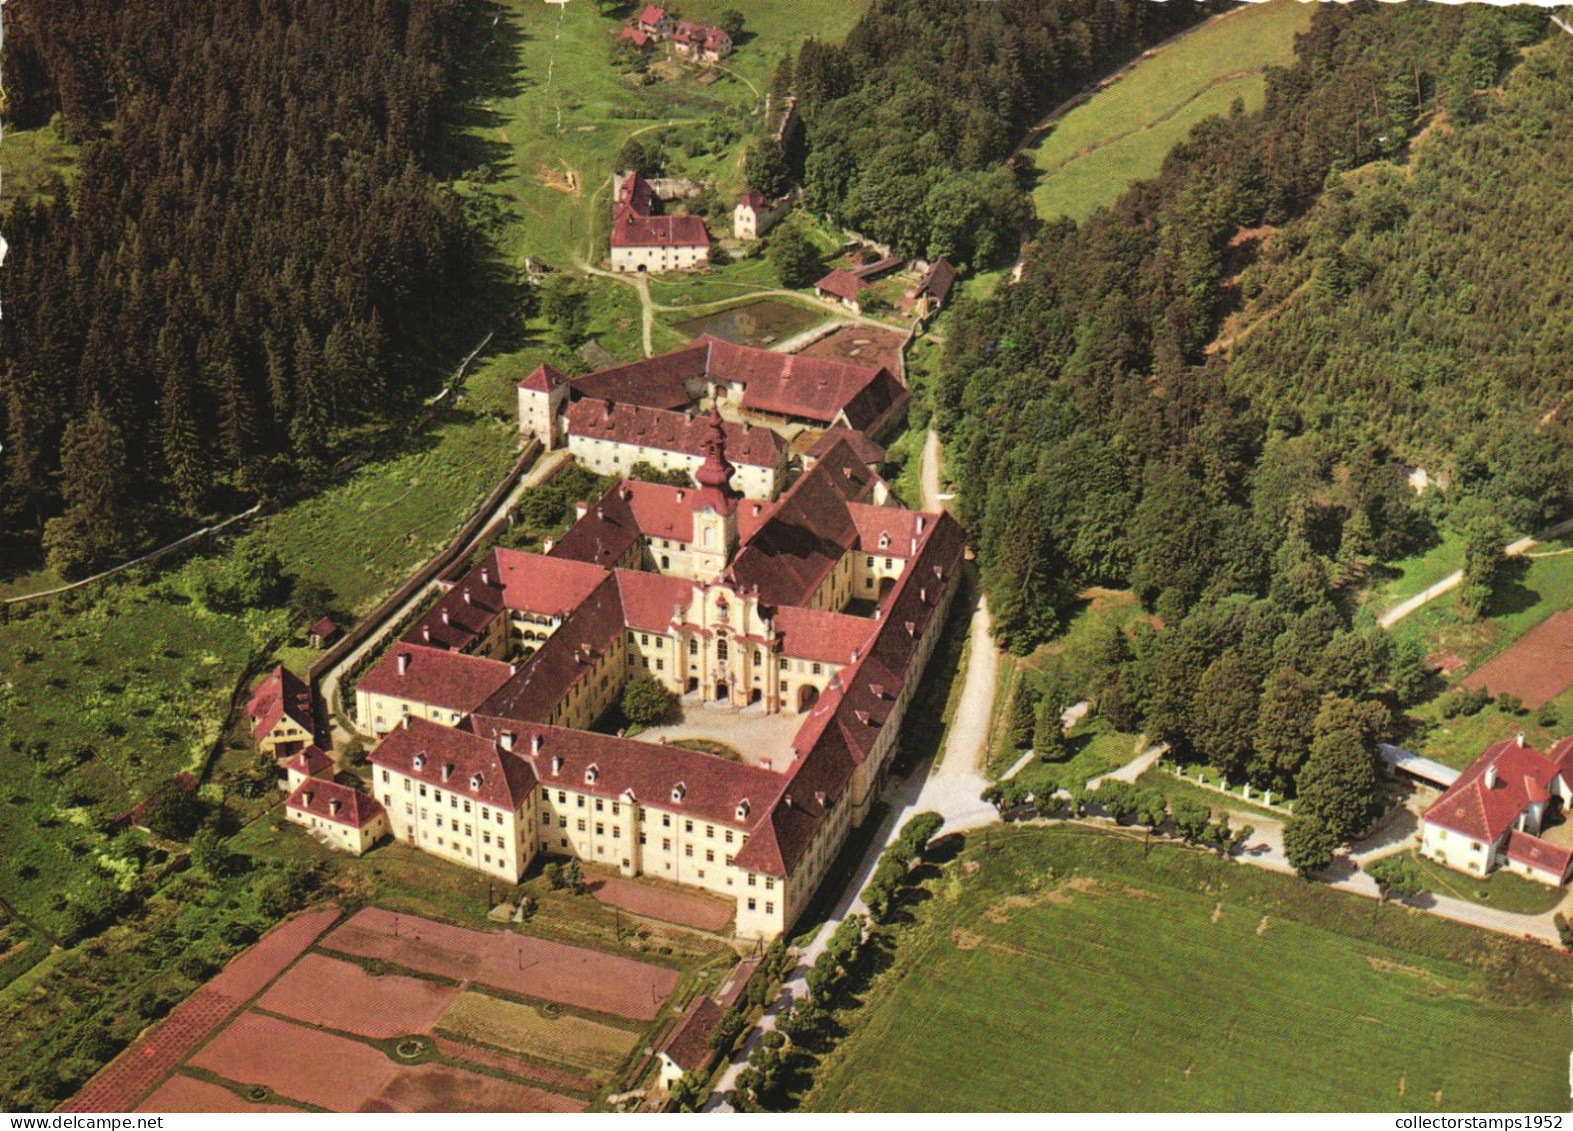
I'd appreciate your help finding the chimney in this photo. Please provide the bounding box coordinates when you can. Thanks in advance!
[916,516,925,534]
[398,652,411,675]
[509,662,518,676]
[622,487,633,501]
[544,537,555,554]
[463,590,473,606]
[597,506,606,521]
[401,715,411,730]
[421,626,431,642]
[481,567,491,587]
[441,611,451,626]
[783,793,794,809]
[919,586,928,604]
[850,648,860,663]
[533,734,544,754]
[499,731,516,751]
[575,501,589,521]
[1516,733,1526,747]
[905,620,916,637]
[676,490,686,502]
[911,536,918,555]
[752,503,762,517]
[1485,762,1500,789]
[441,763,453,782]
[551,754,563,776]
[303,791,315,807]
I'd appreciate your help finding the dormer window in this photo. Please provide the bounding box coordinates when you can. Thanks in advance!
[671,783,686,803]
[878,532,890,549]
[470,773,483,790]
[413,753,426,771]
[585,764,599,785]
[736,799,750,821]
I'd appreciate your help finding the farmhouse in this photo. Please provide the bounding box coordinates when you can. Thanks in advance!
[909,257,957,319]
[340,421,964,939]
[610,171,709,274]
[249,664,316,757]
[626,6,732,63]
[1418,734,1573,885]
[815,269,868,314]
[517,337,908,482]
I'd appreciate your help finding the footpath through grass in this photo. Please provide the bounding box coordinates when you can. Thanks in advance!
[1029,0,1313,223]
[806,825,1569,1112]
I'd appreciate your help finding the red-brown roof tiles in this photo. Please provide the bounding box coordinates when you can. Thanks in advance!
[356,644,517,717]
[284,745,335,780]
[249,665,315,744]
[479,574,626,723]
[806,427,886,467]
[814,270,868,303]
[772,606,877,665]
[1503,830,1572,878]
[1421,737,1561,844]
[518,363,571,393]
[570,347,706,411]
[369,717,537,811]
[659,996,722,1074]
[564,399,785,470]
[616,570,696,633]
[286,779,385,830]
[623,480,697,543]
[547,484,645,569]
[612,205,710,250]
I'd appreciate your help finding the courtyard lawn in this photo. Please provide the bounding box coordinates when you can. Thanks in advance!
[1393,851,1566,917]
[1029,0,1314,223]
[806,825,1570,1112]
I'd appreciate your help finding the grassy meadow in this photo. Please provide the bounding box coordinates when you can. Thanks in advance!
[1028,0,1314,223]
[806,826,1571,1112]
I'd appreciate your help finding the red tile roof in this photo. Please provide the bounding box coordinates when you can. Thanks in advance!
[660,996,722,1074]
[369,717,537,811]
[616,570,695,633]
[1503,830,1572,878]
[623,480,697,543]
[617,26,651,48]
[918,257,957,304]
[309,616,340,641]
[518,363,571,393]
[701,338,907,434]
[356,644,517,717]
[772,606,877,665]
[464,717,785,831]
[571,347,706,411]
[612,205,710,251]
[1421,737,1561,844]
[493,548,611,616]
[248,665,315,744]
[616,170,654,215]
[284,745,335,780]
[814,270,868,303]
[849,503,934,560]
[479,574,626,723]
[285,779,385,830]
[547,483,645,569]
[738,190,769,211]
[852,255,904,281]
[563,399,785,470]
[637,5,667,27]
[806,427,885,467]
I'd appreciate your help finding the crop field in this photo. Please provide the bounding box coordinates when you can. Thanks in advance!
[1028,0,1314,223]
[70,902,725,1113]
[438,991,639,1077]
[807,827,1570,1112]
[1458,608,1573,710]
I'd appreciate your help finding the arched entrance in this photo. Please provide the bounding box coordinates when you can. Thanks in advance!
[715,682,729,702]
[749,688,763,705]
[687,677,699,694]
[798,685,819,713]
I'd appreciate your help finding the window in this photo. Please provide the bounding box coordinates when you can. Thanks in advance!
[405,803,414,816]
[689,638,699,655]
[595,798,604,812]
[765,877,775,890]
[656,659,664,671]
[628,653,637,666]
[865,556,874,567]
[754,650,763,666]
[557,791,566,804]
[685,820,694,834]
[434,790,442,803]
[577,819,587,832]
[779,657,789,671]
[684,845,693,857]
[482,807,491,820]
[725,854,734,866]
[663,838,672,851]
[747,898,757,911]
[464,824,472,836]
[725,830,734,844]
[577,796,585,808]
[706,849,715,862]
[765,902,774,915]
[639,832,647,845]
[717,640,729,660]
[747,874,756,887]
[613,827,621,839]
[663,814,672,828]
[542,812,550,825]
[559,816,567,828]
[381,770,389,783]
[595,823,604,836]
[628,632,637,644]
[498,838,506,851]
[641,633,649,645]
[656,637,664,649]
[705,825,715,838]
[404,779,411,792]
[419,785,427,798]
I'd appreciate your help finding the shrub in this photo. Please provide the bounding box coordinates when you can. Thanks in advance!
[621,670,677,726]
[1497,692,1524,715]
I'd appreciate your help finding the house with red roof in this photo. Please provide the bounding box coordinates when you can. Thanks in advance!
[1419,734,1573,885]
[564,398,788,499]
[733,189,787,241]
[636,5,674,38]
[248,665,316,757]
[610,170,709,274]
[285,779,387,857]
[814,269,870,313]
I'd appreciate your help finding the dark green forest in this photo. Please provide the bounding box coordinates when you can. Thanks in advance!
[782,0,1224,270]
[936,1,1569,868]
[0,0,499,577]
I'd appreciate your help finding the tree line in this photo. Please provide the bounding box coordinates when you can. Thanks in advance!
[762,0,1224,271]
[0,0,489,578]
[934,1,1560,869]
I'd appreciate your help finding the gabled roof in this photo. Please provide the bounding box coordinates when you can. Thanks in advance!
[478,574,626,723]
[547,484,645,569]
[617,26,651,48]
[852,255,904,281]
[814,270,868,303]
[249,665,315,743]
[637,5,668,26]
[564,399,786,469]
[805,427,885,468]
[369,717,537,811]
[612,205,710,251]
[738,190,769,211]
[285,779,384,830]
[918,257,957,304]
[1421,737,1561,844]
[616,569,696,633]
[623,480,697,543]
[659,996,723,1074]
[356,644,516,717]
[309,616,339,640]
[1503,830,1572,878]
[772,606,877,665]
[699,337,907,433]
[284,744,335,781]
[849,503,935,559]
[570,347,706,411]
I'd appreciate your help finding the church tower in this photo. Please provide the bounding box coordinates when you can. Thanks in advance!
[690,407,738,583]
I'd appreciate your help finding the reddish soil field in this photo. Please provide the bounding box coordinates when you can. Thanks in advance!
[1461,609,1573,709]
[193,1012,584,1113]
[136,1074,306,1113]
[798,326,908,378]
[588,876,733,932]
[64,907,340,1113]
[368,1063,585,1113]
[257,952,460,1039]
[323,907,678,1021]
[431,1036,594,1096]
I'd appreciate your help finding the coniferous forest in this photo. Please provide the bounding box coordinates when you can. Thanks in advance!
[0,0,492,577]
[933,1,1570,867]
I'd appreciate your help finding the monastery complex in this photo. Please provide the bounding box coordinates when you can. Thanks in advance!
[264,337,963,939]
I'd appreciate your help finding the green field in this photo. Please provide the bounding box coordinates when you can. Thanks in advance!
[1391,851,1566,917]
[1028,0,1314,223]
[0,121,81,218]
[807,826,1570,1112]
[1369,530,1465,611]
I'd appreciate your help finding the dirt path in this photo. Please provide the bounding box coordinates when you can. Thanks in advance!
[1378,514,1573,628]
[920,428,943,511]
